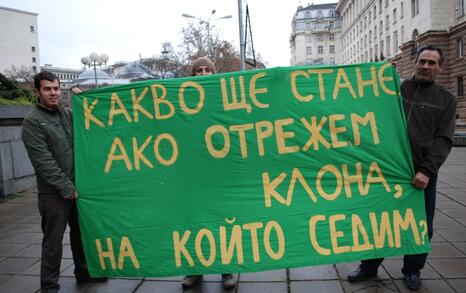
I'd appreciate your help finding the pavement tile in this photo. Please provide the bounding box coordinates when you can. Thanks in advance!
[428,242,465,258]
[289,264,338,280]
[430,231,446,243]
[437,208,466,219]
[236,281,287,293]
[456,218,466,227]
[21,258,73,275]
[0,274,13,285]
[0,243,29,257]
[434,213,465,230]
[382,259,440,279]
[0,257,39,274]
[290,280,343,292]
[428,259,466,278]
[340,279,398,292]
[0,232,42,244]
[393,279,456,293]
[0,275,40,293]
[14,243,42,257]
[452,242,466,254]
[447,278,466,293]
[82,278,141,292]
[240,269,286,282]
[437,228,466,242]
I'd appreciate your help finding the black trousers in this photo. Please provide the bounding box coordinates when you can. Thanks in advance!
[38,193,88,292]
[360,175,437,276]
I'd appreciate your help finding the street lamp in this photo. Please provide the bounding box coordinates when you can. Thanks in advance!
[182,10,232,58]
[81,53,109,87]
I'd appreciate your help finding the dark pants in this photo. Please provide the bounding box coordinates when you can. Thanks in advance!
[38,193,88,292]
[360,175,437,276]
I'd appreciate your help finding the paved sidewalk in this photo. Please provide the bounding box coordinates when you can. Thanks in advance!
[1,148,465,293]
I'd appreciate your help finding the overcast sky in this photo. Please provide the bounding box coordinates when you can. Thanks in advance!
[1,0,333,69]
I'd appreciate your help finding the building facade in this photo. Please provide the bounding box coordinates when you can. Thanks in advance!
[336,0,466,120]
[0,6,40,73]
[290,3,342,65]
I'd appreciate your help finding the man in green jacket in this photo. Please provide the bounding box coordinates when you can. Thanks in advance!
[22,71,105,293]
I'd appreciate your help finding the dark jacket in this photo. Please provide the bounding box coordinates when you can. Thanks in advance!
[22,103,75,198]
[401,77,457,177]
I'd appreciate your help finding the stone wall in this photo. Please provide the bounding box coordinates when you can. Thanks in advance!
[0,105,35,198]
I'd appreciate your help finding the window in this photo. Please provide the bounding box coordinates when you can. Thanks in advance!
[31,46,36,52]
[317,34,323,41]
[457,0,465,17]
[317,10,323,17]
[369,11,372,23]
[386,36,391,57]
[329,10,335,17]
[330,45,335,53]
[30,26,34,32]
[305,11,310,18]
[374,6,377,18]
[364,16,367,28]
[385,0,389,7]
[401,2,404,18]
[369,30,373,43]
[330,57,336,64]
[458,76,464,96]
[380,40,385,59]
[374,25,378,39]
[306,33,312,42]
[380,20,383,34]
[386,15,389,30]
[306,22,311,29]
[393,8,397,23]
[329,34,335,41]
[306,46,312,54]
[393,30,399,51]
[458,39,464,58]
[318,46,324,54]
[32,66,37,72]
[329,21,334,28]
[411,0,419,17]
[379,0,383,13]
[32,57,36,63]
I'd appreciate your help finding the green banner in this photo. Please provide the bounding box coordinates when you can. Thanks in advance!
[74,63,429,278]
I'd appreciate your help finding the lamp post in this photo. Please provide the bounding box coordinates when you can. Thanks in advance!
[160,45,170,79]
[182,10,232,58]
[237,0,245,71]
[81,53,109,87]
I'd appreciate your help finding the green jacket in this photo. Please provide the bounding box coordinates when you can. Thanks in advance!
[22,103,75,198]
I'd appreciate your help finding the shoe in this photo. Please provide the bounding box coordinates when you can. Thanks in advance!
[221,274,236,289]
[404,273,421,290]
[76,276,108,284]
[181,275,202,289]
[347,265,377,282]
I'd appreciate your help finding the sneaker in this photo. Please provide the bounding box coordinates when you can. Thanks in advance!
[181,275,202,289]
[404,273,421,290]
[347,265,378,282]
[221,274,236,289]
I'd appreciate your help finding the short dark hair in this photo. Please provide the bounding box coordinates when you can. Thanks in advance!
[34,71,60,90]
[415,44,445,65]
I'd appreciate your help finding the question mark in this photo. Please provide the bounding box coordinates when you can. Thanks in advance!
[419,220,427,244]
